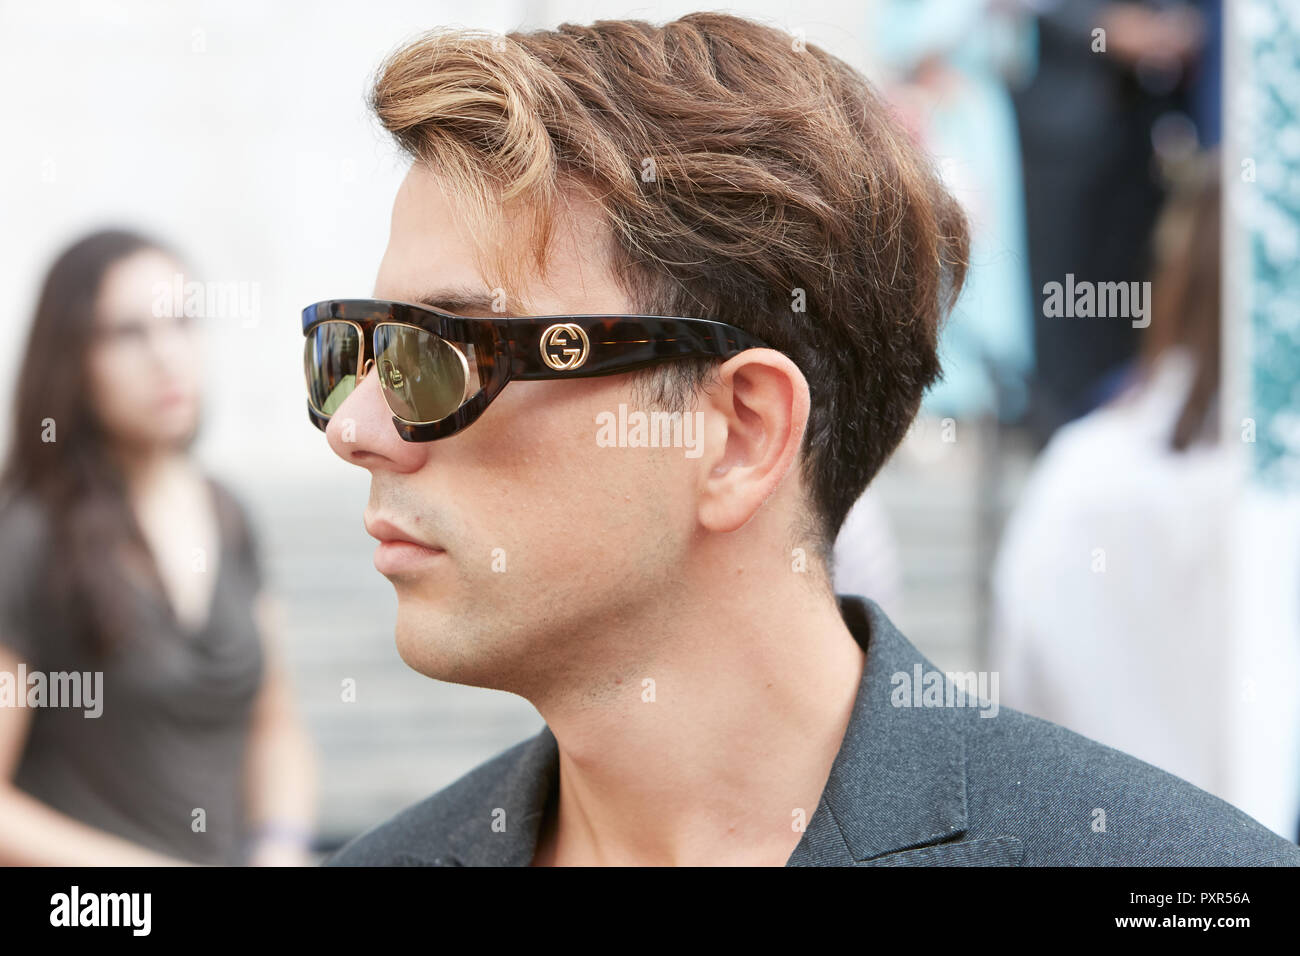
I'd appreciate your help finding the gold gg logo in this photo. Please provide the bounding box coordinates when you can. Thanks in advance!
[540,323,590,371]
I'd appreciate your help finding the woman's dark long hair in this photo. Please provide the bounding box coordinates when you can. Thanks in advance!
[1136,152,1222,451]
[1,228,192,658]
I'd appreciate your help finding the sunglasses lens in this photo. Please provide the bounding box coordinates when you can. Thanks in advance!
[305,321,360,417]
[374,325,469,425]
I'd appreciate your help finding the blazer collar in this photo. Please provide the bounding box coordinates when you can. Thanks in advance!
[434,595,970,866]
[438,724,560,867]
[784,596,969,864]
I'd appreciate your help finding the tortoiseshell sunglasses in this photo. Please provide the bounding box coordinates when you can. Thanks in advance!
[302,298,770,440]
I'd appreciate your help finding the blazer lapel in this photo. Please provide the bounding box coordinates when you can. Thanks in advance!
[787,597,1020,866]
[434,725,560,866]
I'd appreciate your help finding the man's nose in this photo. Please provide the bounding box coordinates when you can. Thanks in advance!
[326,359,429,472]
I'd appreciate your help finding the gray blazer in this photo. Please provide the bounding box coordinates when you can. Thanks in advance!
[326,596,1300,866]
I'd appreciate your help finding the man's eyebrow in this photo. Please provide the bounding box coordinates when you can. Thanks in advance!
[406,287,516,316]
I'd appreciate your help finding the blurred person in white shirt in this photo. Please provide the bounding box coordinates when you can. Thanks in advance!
[990,153,1255,811]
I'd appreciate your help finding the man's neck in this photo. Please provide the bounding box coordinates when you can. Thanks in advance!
[528,577,866,866]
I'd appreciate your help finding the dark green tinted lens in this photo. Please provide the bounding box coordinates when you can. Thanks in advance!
[374,324,469,424]
[305,321,359,417]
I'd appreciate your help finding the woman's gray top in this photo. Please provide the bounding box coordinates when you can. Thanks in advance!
[0,478,266,865]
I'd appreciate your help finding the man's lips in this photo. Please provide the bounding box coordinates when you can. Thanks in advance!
[364,516,445,575]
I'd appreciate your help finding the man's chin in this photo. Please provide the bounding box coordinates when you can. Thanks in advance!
[391,600,487,687]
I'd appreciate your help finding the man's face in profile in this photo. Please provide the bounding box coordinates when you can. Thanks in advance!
[325,163,702,699]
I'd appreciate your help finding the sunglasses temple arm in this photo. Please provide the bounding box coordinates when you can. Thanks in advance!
[503,317,768,380]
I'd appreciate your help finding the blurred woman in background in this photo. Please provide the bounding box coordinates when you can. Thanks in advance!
[0,229,316,865]
[989,154,1270,818]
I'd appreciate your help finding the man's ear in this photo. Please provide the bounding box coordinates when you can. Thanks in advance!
[696,348,810,534]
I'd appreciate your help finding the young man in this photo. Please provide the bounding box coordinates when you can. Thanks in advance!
[312,14,1299,866]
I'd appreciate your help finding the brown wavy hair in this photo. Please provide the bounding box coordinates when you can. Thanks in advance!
[368,12,968,556]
